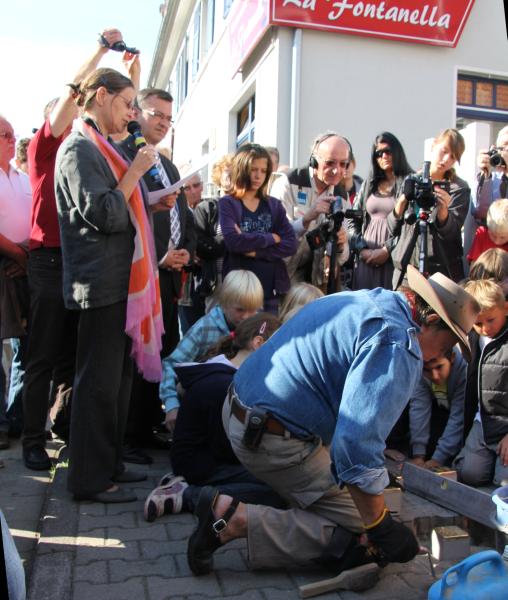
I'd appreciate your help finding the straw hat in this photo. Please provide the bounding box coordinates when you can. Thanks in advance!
[407,265,479,360]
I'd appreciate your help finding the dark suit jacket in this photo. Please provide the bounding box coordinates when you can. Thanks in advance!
[119,136,196,300]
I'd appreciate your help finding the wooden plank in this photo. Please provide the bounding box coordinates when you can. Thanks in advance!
[401,461,501,532]
[299,563,380,598]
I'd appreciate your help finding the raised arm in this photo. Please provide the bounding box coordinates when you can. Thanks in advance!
[50,28,126,138]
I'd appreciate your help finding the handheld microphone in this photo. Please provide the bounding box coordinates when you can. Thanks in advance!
[127,121,163,188]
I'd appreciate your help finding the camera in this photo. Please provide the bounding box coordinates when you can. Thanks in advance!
[306,205,362,251]
[403,161,436,212]
[488,148,506,168]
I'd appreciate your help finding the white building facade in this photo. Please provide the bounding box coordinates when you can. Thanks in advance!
[148,0,508,180]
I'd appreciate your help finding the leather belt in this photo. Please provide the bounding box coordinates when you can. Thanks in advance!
[229,393,290,437]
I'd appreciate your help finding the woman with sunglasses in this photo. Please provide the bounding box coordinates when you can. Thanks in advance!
[55,68,163,503]
[349,132,413,290]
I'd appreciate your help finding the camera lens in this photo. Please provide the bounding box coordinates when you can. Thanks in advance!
[489,152,505,168]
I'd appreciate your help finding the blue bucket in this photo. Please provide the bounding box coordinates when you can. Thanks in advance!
[427,550,508,599]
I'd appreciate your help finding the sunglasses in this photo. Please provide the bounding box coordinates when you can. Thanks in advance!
[374,148,392,159]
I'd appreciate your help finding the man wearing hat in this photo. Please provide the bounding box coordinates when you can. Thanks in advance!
[185,265,480,577]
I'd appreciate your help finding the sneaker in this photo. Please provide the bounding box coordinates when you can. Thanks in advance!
[143,476,188,522]
[158,471,175,487]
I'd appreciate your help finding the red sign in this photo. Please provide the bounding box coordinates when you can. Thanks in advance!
[228,0,270,75]
[270,0,476,47]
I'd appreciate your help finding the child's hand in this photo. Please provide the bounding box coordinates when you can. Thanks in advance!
[423,458,442,470]
[496,434,508,467]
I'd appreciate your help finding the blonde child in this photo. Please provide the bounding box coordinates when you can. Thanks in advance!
[455,279,508,486]
[467,199,508,263]
[160,270,263,432]
[279,282,324,323]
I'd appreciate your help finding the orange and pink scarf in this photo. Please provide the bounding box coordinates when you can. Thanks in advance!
[76,119,164,381]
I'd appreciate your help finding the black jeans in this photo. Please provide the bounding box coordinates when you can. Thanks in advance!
[22,249,78,450]
[68,301,133,496]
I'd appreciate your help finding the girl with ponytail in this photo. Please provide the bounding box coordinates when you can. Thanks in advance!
[144,313,285,521]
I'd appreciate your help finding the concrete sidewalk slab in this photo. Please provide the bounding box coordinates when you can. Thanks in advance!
[22,447,477,600]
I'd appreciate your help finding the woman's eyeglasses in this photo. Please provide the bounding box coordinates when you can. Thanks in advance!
[374,148,392,159]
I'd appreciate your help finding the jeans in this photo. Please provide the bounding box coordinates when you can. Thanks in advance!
[454,420,508,487]
[182,463,287,513]
[0,339,26,435]
[22,249,78,450]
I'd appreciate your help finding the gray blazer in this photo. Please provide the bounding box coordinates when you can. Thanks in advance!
[55,131,134,310]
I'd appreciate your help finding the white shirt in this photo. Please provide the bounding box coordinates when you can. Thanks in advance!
[0,165,32,243]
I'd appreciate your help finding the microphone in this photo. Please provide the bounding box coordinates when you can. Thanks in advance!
[127,121,164,188]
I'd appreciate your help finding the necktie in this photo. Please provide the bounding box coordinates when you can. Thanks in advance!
[170,206,181,249]
[157,156,171,188]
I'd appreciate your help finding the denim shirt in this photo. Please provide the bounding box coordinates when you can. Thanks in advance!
[234,288,422,495]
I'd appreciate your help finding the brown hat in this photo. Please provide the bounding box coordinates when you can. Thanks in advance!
[407,265,480,361]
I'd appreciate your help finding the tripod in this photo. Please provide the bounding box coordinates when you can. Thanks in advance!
[396,207,451,287]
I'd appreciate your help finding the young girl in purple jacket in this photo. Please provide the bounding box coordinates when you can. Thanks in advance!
[219,144,298,313]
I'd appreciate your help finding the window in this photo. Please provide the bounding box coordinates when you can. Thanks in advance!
[205,0,216,51]
[456,74,508,145]
[236,96,255,147]
[224,0,235,18]
[173,37,189,113]
[191,2,201,80]
[457,75,508,119]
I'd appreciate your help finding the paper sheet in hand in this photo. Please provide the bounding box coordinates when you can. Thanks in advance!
[148,156,209,205]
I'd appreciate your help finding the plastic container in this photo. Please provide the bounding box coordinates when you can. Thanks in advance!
[492,485,508,530]
[427,550,508,599]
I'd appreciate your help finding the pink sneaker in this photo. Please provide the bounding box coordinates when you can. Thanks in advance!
[144,476,188,522]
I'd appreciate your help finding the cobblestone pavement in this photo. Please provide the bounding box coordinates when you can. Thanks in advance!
[0,440,492,600]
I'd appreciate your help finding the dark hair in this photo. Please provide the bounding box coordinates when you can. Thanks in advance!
[137,88,173,105]
[207,312,280,359]
[76,68,133,110]
[230,143,273,199]
[399,286,450,331]
[366,131,413,196]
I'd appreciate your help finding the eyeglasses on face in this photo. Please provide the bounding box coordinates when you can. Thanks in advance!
[114,94,136,111]
[183,182,203,192]
[374,148,392,159]
[0,132,17,141]
[143,109,173,125]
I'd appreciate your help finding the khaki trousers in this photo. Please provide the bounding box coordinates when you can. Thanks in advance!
[223,400,363,569]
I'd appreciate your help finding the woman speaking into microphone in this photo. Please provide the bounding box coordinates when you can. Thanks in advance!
[55,68,163,503]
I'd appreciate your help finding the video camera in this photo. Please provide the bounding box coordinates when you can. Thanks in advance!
[306,205,362,251]
[403,161,450,221]
[488,148,506,168]
[98,34,140,55]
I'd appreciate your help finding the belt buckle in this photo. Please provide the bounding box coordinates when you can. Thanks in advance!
[212,518,227,534]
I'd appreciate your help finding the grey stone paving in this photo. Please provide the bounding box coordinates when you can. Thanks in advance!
[1,441,496,600]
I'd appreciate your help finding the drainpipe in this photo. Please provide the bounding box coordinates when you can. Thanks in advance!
[289,28,302,167]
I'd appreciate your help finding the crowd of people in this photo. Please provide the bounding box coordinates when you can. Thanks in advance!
[1,28,508,588]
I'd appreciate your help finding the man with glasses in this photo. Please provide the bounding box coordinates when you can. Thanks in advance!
[270,133,350,288]
[120,88,196,456]
[0,115,32,451]
[474,125,508,224]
